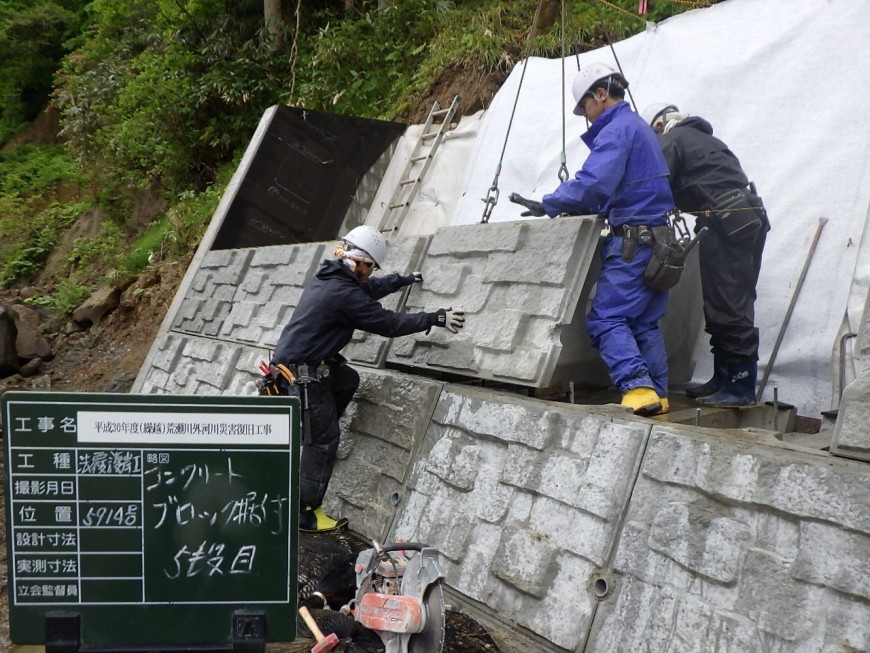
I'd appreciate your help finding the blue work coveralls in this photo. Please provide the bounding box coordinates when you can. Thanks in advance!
[542,101,676,397]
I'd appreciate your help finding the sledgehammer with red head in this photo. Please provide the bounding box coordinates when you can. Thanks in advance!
[298,606,339,653]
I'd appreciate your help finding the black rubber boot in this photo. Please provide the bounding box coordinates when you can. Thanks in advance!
[686,355,728,398]
[695,360,757,407]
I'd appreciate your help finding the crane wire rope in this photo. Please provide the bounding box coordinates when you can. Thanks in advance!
[481,0,696,224]
[480,0,549,224]
[593,0,638,111]
[558,0,571,183]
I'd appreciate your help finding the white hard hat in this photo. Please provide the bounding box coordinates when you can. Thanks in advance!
[342,225,386,268]
[641,103,680,128]
[571,62,628,115]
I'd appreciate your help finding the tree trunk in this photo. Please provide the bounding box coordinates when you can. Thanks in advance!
[264,0,284,50]
[531,0,560,38]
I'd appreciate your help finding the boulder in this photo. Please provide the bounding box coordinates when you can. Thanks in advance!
[9,304,52,360]
[72,286,122,326]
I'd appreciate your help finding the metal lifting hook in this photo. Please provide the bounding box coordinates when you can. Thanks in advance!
[480,163,502,224]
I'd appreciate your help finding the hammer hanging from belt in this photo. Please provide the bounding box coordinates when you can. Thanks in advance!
[286,363,330,446]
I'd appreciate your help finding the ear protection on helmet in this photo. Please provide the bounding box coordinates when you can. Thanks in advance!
[334,242,358,271]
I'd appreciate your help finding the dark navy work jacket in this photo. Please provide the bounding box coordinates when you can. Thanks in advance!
[272,259,437,366]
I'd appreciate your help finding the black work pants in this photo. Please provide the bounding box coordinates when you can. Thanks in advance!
[289,363,360,509]
[698,223,766,361]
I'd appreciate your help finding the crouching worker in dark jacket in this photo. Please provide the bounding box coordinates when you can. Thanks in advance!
[643,104,770,407]
[272,225,465,532]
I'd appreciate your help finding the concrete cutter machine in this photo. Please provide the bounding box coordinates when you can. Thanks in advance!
[352,541,446,653]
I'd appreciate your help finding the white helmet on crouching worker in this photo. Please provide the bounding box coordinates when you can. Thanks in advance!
[642,103,680,135]
[572,62,629,116]
[339,225,386,271]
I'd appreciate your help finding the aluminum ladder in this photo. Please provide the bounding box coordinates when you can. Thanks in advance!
[381,95,461,233]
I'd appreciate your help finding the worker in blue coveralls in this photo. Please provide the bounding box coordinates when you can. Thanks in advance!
[513,62,676,416]
[271,225,465,532]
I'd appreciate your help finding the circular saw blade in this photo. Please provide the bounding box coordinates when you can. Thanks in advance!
[407,582,446,653]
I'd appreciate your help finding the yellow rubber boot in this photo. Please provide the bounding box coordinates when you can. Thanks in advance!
[653,397,670,416]
[621,387,662,417]
[300,506,348,533]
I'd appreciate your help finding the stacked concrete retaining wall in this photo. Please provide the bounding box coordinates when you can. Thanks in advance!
[330,369,870,652]
[132,219,870,651]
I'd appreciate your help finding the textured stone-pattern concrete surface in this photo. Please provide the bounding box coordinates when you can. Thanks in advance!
[586,427,870,653]
[832,281,870,461]
[388,217,603,387]
[324,368,444,540]
[136,332,263,396]
[830,368,870,462]
[391,385,651,652]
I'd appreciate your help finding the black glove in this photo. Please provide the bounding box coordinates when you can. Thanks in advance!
[509,192,545,217]
[434,308,465,334]
[403,271,423,285]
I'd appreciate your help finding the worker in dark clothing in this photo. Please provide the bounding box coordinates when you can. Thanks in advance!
[643,103,770,407]
[272,225,465,532]
[512,63,677,417]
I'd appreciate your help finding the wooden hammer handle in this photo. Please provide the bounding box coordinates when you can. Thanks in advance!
[298,606,326,641]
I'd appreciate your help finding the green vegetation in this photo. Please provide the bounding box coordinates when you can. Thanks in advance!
[0,0,703,311]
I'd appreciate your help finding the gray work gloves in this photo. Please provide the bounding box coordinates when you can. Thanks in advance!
[509,192,545,217]
[435,308,465,334]
[403,271,424,285]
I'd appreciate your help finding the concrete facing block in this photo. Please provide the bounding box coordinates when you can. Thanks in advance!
[830,367,870,461]
[589,580,765,653]
[388,216,602,387]
[596,425,870,653]
[431,386,557,450]
[643,429,870,532]
[327,369,442,542]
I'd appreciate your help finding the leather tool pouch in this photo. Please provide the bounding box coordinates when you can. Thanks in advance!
[643,226,687,291]
[705,186,764,242]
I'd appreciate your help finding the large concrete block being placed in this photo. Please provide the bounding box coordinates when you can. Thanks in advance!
[388,216,703,390]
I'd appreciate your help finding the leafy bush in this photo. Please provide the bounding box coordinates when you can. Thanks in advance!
[0,200,89,287]
[24,277,91,315]
[0,144,84,195]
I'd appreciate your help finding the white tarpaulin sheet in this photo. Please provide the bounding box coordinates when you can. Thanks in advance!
[434,0,870,418]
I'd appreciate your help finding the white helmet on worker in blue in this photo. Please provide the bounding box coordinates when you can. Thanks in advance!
[572,62,629,116]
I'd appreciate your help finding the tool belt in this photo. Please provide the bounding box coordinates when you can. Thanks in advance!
[700,183,769,242]
[255,362,330,397]
[614,223,687,292]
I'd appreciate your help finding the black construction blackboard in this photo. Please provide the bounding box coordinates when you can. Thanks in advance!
[2,391,300,648]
